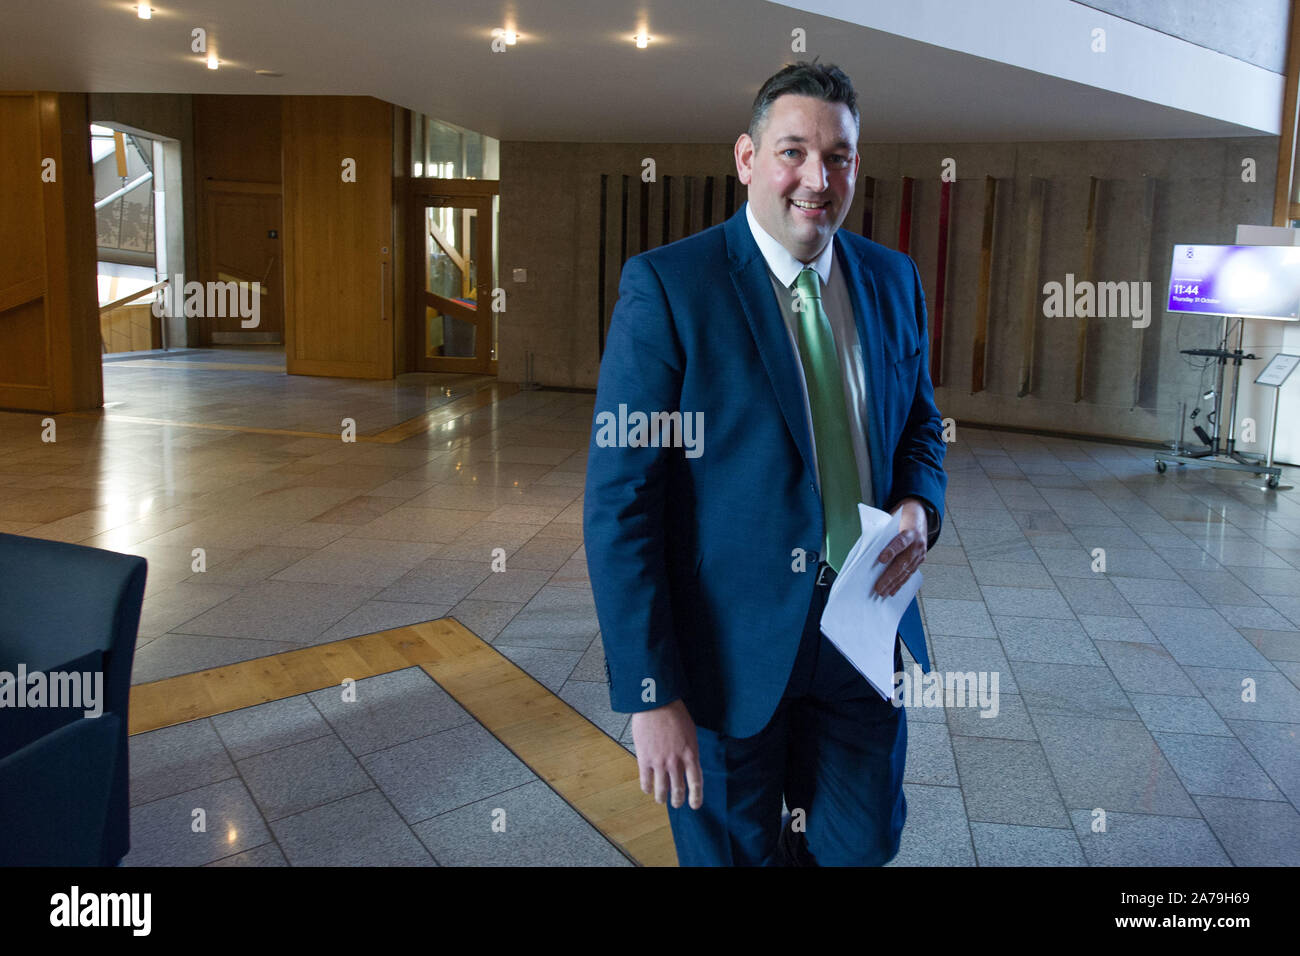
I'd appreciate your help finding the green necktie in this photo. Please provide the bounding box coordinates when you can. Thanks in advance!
[793,267,861,573]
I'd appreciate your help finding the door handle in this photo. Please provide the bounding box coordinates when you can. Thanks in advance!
[379,260,388,322]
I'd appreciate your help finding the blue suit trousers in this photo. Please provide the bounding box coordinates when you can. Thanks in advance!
[666,584,908,867]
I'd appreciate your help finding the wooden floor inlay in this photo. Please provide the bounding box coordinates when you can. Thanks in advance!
[109,360,287,373]
[128,617,676,867]
[67,381,518,444]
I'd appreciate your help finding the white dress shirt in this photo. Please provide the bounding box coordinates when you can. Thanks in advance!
[745,201,875,513]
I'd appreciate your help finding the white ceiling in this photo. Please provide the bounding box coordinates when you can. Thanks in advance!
[0,0,1281,143]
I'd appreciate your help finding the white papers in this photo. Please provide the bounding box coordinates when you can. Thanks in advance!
[819,502,924,700]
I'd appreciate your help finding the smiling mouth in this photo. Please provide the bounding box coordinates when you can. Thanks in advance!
[790,198,830,212]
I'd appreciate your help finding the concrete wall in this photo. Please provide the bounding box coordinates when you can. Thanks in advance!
[499,142,737,390]
[1075,0,1290,73]
[872,138,1278,451]
[501,134,1291,460]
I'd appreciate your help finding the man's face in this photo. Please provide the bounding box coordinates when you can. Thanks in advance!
[735,93,859,263]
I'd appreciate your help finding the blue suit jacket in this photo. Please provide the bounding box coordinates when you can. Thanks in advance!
[583,203,947,738]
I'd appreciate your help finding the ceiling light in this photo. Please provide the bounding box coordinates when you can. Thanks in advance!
[206,53,219,70]
[137,4,151,19]
[491,27,518,45]
[634,32,651,48]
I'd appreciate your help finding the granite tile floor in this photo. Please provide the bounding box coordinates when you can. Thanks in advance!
[122,667,632,866]
[3,348,1298,865]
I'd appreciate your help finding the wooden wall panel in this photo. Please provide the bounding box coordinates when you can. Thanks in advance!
[859,175,876,241]
[1016,177,1046,399]
[41,93,101,411]
[1272,0,1300,226]
[597,173,609,357]
[0,92,56,408]
[1133,175,1159,410]
[391,104,410,375]
[971,176,998,394]
[0,97,44,290]
[898,176,914,254]
[1075,176,1101,402]
[281,96,393,379]
[194,94,282,184]
[0,92,100,412]
[0,300,48,387]
[932,179,952,387]
[100,303,160,354]
[194,94,284,344]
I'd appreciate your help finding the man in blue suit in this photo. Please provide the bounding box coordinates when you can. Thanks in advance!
[583,62,947,866]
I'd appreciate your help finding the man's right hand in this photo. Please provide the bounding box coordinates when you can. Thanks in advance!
[631,698,703,810]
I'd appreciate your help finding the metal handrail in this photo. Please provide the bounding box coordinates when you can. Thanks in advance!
[94,171,153,210]
[99,279,167,315]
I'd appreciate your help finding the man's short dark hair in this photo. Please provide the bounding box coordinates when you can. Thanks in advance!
[748,60,860,146]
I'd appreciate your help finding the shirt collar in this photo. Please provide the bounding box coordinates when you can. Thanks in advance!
[745,200,836,289]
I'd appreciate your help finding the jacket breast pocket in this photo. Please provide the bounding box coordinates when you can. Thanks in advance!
[892,344,921,390]
[889,345,922,432]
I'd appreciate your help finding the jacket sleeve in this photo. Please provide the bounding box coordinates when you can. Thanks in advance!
[886,255,948,550]
[582,254,689,714]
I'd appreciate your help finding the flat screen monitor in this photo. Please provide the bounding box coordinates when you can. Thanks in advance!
[1167,244,1300,321]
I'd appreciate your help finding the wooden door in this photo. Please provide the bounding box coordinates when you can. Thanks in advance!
[201,185,283,344]
[281,96,393,378]
[409,181,497,374]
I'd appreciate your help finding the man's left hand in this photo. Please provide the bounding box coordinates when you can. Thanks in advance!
[873,497,928,598]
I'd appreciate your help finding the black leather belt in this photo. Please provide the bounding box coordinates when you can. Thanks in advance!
[815,561,837,588]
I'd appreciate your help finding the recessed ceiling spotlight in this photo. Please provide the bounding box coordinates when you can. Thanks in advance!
[633,32,651,48]
[206,53,219,70]
[137,4,151,20]
[491,27,518,44]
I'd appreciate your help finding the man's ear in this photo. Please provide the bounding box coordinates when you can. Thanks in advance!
[734,133,754,185]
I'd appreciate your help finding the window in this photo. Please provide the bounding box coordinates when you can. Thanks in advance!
[411,115,499,180]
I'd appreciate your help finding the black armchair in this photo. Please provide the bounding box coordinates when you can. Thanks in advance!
[0,533,147,865]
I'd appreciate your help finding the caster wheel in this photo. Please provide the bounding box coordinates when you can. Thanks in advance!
[1156,461,1167,474]
[1267,475,1279,489]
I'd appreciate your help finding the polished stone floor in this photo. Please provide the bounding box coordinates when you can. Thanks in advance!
[123,667,632,866]
[2,347,1297,865]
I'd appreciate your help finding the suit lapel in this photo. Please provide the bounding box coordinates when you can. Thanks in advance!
[725,209,818,482]
[835,234,888,510]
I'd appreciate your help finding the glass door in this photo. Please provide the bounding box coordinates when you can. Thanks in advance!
[412,186,496,373]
